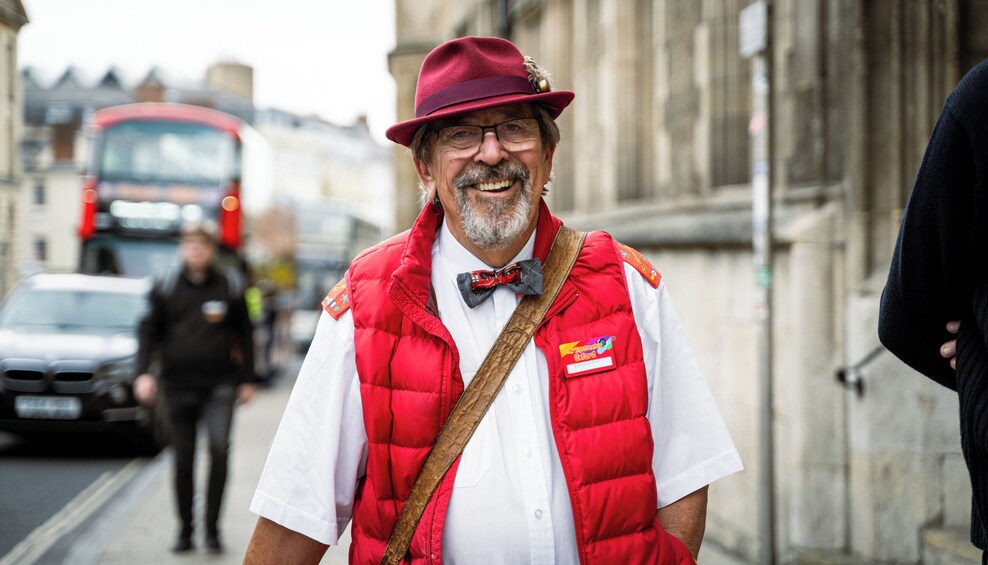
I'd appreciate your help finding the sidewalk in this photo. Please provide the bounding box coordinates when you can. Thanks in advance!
[87,370,746,565]
[95,371,351,564]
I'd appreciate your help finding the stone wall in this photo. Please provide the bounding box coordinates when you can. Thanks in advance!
[0,8,25,297]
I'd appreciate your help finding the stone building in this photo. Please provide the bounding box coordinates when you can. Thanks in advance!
[250,107,394,292]
[19,67,131,276]
[253,108,394,234]
[0,0,26,297]
[389,0,988,562]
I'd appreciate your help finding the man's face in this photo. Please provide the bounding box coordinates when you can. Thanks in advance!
[414,104,555,251]
[180,234,215,272]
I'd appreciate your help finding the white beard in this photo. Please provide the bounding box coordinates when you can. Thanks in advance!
[453,162,533,249]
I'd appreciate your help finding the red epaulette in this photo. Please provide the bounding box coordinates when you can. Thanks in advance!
[617,243,661,288]
[321,277,351,320]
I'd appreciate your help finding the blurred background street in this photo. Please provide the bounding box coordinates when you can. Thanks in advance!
[0,357,360,565]
[1,0,987,563]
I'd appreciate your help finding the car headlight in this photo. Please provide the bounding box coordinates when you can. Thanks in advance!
[96,357,137,383]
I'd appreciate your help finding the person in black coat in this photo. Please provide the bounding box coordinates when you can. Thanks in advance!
[135,221,257,553]
[879,59,988,559]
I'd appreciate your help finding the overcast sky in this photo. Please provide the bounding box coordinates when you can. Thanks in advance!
[17,0,398,142]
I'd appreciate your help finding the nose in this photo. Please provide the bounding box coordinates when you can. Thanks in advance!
[474,130,508,166]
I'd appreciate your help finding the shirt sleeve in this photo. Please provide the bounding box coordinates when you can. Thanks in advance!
[878,106,975,391]
[250,310,367,545]
[626,264,744,508]
[135,285,162,376]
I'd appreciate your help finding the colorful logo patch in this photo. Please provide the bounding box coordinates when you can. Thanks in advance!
[559,336,617,377]
[321,278,350,320]
[618,243,661,288]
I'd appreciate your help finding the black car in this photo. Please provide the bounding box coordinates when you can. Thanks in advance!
[0,273,165,450]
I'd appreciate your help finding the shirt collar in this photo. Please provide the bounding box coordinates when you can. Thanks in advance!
[436,220,537,280]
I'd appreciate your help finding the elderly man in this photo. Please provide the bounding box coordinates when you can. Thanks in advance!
[245,36,741,564]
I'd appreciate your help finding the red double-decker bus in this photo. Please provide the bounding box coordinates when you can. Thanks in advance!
[78,103,246,276]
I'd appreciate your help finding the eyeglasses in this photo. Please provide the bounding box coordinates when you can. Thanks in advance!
[434,118,541,154]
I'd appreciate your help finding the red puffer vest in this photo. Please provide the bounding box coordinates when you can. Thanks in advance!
[343,200,693,564]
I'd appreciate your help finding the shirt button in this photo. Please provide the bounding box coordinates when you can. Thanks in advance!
[512,384,522,394]
[534,509,543,519]
[523,447,532,457]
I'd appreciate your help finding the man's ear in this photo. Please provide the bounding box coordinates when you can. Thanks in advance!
[413,157,434,186]
[543,144,557,169]
[413,158,437,202]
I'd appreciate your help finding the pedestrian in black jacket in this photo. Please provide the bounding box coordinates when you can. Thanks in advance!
[879,59,988,558]
[135,221,257,554]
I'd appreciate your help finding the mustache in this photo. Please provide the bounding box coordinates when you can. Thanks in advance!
[453,162,530,190]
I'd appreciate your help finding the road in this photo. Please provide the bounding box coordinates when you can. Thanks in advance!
[0,431,154,564]
[0,343,300,565]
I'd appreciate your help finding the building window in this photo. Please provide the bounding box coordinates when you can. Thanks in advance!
[32,180,45,206]
[709,3,750,188]
[7,40,13,102]
[33,237,46,262]
[52,123,76,162]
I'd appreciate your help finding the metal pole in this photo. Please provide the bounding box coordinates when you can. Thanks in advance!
[751,51,776,565]
[740,1,775,562]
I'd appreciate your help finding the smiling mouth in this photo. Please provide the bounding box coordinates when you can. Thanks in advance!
[472,179,515,193]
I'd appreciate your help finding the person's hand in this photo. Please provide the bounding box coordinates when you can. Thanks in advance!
[237,383,256,405]
[940,320,960,370]
[133,373,158,405]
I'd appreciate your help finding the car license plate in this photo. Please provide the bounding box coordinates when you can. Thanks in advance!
[14,396,82,420]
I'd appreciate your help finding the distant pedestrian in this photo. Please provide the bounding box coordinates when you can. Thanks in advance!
[260,286,281,386]
[134,220,257,554]
[879,59,988,559]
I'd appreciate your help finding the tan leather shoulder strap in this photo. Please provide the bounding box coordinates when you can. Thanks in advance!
[381,225,586,565]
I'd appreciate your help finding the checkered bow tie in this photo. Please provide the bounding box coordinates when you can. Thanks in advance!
[456,258,543,308]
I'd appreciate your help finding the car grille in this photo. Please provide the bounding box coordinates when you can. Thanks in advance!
[2,369,96,393]
[51,371,95,394]
[5,370,44,382]
[2,369,47,393]
[54,372,93,383]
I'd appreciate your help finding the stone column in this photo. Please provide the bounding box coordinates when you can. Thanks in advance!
[540,0,575,212]
[388,48,429,231]
[388,0,450,231]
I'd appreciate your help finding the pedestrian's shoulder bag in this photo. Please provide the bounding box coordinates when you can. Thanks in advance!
[381,225,586,565]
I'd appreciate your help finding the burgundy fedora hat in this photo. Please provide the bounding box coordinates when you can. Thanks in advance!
[385,36,575,147]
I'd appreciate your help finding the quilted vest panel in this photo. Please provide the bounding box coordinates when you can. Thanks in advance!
[346,202,693,564]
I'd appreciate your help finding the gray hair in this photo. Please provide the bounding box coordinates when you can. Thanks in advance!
[411,102,561,207]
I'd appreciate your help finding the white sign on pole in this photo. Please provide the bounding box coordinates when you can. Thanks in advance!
[739,1,768,59]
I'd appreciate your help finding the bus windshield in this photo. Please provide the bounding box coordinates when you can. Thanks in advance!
[79,235,246,278]
[97,120,236,185]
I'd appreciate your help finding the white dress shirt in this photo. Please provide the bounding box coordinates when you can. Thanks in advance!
[251,221,743,564]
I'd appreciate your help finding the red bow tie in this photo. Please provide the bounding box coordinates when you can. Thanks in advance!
[456,258,543,308]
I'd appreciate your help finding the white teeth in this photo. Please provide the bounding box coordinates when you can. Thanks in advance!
[475,179,513,191]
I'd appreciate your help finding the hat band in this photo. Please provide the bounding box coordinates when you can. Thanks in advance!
[415,76,535,118]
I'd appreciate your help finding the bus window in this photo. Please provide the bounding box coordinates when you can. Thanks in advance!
[81,234,246,279]
[99,121,235,185]
[81,236,180,277]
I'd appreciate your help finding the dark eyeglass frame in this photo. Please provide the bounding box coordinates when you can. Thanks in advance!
[433,117,541,153]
